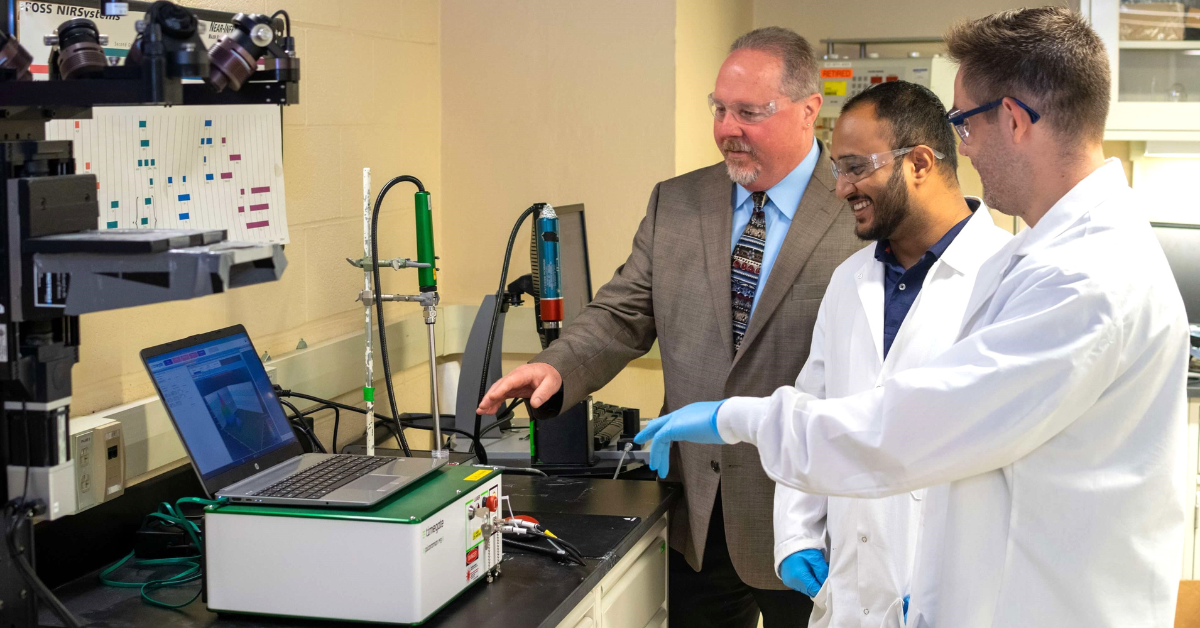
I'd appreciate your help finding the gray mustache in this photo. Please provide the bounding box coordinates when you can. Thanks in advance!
[722,139,754,154]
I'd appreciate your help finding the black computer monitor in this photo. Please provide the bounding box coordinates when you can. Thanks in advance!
[530,204,593,333]
[1152,222,1200,324]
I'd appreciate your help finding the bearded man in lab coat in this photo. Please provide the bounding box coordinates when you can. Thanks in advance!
[637,8,1190,628]
[774,80,1012,627]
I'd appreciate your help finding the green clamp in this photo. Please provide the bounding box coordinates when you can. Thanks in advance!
[363,386,375,402]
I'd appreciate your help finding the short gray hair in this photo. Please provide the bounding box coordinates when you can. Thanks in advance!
[729,27,819,101]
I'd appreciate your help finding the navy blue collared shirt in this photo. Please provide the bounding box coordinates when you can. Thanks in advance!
[876,206,975,358]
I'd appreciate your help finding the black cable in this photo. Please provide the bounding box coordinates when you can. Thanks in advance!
[270,9,291,39]
[281,398,323,453]
[523,527,586,564]
[370,175,425,457]
[474,205,541,463]
[6,504,82,627]
[279,399,326,453]
[20,400,29,502]
[296,404,340,453]
[476,464,547,477]
[502,538,584,565]
[275,388,488,458]
[476,398,523,441]
[370,419,482,455]
[505,530,585,565]
[325,406,342,453]
[4,388,83,626]
[526,529,584,557]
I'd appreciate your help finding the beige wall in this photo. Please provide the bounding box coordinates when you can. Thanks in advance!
[71,0,441,416]
[753,0,1076,57]
[675,0,754,175]
[438,0,676,307]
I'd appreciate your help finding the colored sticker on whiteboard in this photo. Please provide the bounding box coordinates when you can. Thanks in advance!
[824,81,847,96]
[464,470,490,481]
[821,68,853,79]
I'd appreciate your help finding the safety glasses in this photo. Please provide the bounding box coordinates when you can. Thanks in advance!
[830,146,945,185]
[708,93,780,125]
[947,98,1041,143]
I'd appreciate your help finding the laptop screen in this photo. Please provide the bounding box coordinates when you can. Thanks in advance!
[145,331,297,481]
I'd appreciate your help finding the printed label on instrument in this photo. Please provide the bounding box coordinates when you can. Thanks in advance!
[463,470,490,481]
[821,68,854,79]
[823,81,848,96]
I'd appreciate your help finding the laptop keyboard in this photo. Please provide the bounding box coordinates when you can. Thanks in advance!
[250,455,392,500]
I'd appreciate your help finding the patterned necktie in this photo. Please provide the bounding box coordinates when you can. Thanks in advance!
[732,191,768,351]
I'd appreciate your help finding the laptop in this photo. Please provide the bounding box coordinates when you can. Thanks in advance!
[141,325,446,508]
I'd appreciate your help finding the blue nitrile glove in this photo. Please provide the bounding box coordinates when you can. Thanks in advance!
[779,549,828,597]
[633,401,726,478]
[904,595,910,622]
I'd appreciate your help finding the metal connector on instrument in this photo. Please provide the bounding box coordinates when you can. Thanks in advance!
[345,256,431,271]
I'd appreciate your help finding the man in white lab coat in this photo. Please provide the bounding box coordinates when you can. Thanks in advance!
[773,81,1012,627]
[637,8,1190,628]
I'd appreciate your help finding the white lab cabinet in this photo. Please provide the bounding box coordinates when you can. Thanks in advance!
[555,514,669,628]
[1082,0,1200,140]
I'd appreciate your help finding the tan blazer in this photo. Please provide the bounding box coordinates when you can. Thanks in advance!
[534,141,859,589]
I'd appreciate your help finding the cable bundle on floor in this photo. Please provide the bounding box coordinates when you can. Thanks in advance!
[98,496,228,609]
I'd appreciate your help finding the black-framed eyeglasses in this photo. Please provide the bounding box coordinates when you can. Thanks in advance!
[947,98,1041,143]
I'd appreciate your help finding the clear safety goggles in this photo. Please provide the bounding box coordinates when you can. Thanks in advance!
[708,93,780,125]
[830,146,945,185]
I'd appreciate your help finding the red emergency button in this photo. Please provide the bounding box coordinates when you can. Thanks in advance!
[870,76,883,84]
[486,495,498,512]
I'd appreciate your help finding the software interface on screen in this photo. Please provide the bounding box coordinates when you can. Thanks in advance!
[146,333,296,480]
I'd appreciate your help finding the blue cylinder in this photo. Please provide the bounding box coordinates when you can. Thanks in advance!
[537,211,563,324]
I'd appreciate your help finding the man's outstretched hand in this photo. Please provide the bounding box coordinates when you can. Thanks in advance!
[476,363,563,416]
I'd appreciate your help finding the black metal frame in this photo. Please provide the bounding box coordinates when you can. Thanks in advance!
[0,3,300,624]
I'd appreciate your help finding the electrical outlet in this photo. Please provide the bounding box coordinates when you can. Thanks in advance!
[69,417,124,513]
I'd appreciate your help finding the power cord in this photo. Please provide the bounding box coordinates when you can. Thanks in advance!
[270,9,291,39]
[3,376,83,627]
[98,496,228,609]
[275,387,488,458]
[298,404,341,453]
[279,398,327,453]
[368,175,427,457]
[368,419,482,456]
[501,520,585,565]
[474,205,543,463]
[6,499,82,627]
[474,398,523,442]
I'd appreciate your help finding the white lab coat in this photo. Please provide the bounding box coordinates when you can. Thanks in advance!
[774,200,1011,628]
[721,160,1189,628]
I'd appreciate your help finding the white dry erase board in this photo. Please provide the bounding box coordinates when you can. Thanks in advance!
[18,1,290,244]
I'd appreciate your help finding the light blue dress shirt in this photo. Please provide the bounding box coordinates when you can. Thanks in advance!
[730,138,820,316]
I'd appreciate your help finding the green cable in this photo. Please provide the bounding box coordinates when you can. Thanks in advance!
[98,496,227,609]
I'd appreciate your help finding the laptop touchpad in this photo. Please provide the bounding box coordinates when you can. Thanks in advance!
[353,475,409,492]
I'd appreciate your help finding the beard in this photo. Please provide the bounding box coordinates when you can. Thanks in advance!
[854,165,910,241]
[972,142,1029,217]
[722,138,761,186]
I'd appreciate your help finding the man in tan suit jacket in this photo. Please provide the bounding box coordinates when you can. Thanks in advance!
[478,27,860,628]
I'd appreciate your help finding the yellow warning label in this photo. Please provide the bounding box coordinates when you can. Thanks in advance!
[823,81,847,96]
[473,529,482,540]
[463,470,490,481]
